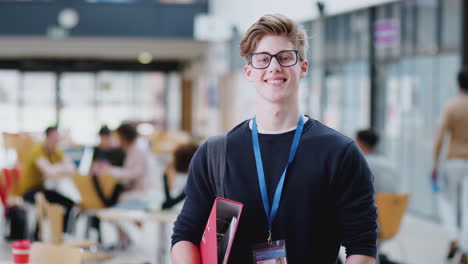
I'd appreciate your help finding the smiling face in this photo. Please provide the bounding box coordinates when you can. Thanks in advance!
[244,35,308,106]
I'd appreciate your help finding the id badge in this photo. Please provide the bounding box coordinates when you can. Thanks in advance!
[252,240,287,264]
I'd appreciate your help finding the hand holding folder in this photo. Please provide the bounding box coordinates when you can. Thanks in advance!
[200,197,243,264]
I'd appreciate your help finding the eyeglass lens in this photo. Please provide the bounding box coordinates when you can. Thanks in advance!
[251,50,297,69]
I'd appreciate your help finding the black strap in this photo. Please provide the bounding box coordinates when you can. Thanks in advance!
[161,172,187,210]
[91,173,123,207]
[207,134,227,198]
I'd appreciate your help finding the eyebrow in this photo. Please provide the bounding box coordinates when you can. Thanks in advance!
[252,50,294,54]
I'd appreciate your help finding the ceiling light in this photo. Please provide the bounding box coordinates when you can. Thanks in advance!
[138,52,153,64]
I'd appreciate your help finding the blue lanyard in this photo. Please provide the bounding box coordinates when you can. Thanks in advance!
[252,115,305,243]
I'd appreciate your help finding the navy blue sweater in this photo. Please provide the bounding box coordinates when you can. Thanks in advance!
[172,118,377,263]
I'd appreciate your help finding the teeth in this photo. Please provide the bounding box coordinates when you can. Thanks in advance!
[267,79,285,84]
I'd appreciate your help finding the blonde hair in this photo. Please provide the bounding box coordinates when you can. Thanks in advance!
[240,14,308,63]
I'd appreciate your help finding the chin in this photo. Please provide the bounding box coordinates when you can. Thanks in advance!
[260,93,293,104]
[259,89,292,103]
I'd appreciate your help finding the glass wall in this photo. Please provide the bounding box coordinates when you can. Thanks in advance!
[321,11,371,137]
[374,0,462,218]
[318,0,463,218]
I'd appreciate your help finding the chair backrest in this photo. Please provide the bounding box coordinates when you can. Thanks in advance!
[72,173,118,210]
[35,192,64,244]
[150,131,190,155]
[2,132,39,196]
[2,132,19,151]
[375,192,409,241]
[31,242,82,264]
[2,132,37,164]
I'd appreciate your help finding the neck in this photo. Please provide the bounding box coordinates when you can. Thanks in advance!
[255,102,300,132]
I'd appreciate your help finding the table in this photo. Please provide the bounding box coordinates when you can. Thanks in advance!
[96,208,180,264]
[96,208,179,222]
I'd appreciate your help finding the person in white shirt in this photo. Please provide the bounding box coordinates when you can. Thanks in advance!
[98,123,151,206]
[95,123,151,249]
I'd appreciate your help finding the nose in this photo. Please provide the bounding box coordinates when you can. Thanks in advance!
[268,57,282,72]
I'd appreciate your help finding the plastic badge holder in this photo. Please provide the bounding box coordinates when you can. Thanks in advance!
[12,240,30,264]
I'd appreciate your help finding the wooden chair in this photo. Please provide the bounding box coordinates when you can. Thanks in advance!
[150,131,190,155]
[72,172,120,243]
[2,132,39,196]
[72,173,118,210]
[375,192,409,241]
[375,192,409,263]
[30,242,82,264]
[34,192,97,247]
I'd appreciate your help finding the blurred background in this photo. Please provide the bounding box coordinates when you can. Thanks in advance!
[0,0,466,263]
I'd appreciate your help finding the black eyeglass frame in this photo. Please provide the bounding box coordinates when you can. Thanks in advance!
[249,50,303,69]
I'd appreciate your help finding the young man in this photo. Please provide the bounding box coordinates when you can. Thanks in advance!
[433,67,468,263]
[172,14,377,263]
[21,126,77,235]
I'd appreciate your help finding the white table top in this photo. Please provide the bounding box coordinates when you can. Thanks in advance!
[96,208,180,223]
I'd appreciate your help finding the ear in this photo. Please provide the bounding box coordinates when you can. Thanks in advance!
[244,64,253,81]
[299,61,308,78]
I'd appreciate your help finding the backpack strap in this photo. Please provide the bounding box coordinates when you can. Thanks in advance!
[207,134,227,198]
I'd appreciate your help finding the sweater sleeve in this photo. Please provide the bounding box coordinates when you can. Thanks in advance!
[171,142,216,247]
[333,142,377,258]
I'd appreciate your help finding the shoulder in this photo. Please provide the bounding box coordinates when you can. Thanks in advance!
[30,143,46,159]
[445,96,466,111]
[226,119,250,139]
[190,140,209,167]
[302,119,354,151]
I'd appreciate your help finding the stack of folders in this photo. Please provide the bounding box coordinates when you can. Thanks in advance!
[200,197,243,264]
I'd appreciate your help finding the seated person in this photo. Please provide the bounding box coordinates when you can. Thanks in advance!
[162,142,199,210]
[356,129,401,264]
[87,125,126,242]
[20,126,77,236]
[97,123,151,207]
[356,129,400,194]
[94,123,151,249]
[91,125,125,171]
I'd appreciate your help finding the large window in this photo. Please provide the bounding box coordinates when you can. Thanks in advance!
[21,72,57,133]
[0,70,169,146]
[0,71,20,133]
[60,72,96,145]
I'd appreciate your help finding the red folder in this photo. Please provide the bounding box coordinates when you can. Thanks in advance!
[200,197,243,264]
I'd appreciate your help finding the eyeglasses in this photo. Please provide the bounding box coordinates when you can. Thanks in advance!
[249,50,301,69]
